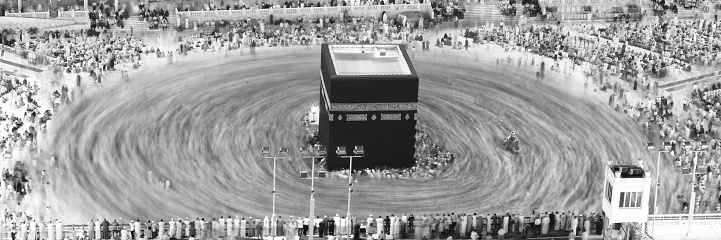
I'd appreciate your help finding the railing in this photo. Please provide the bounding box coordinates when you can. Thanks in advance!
[559,12,640,21]
[4,10,88,19]
[4,11,49,18]
[649,213,721,221]
[0,45,57,68]
[659,70,720,91]
[539,0,637,5]
[57,10,89,19]
[647,214,721,227]
[3,10,91,28]
[177,3,432,19]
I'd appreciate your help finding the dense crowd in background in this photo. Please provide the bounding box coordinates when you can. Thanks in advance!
[0,59,51,203]
[3,29,168,83]
[594,18,720,68]
[0,27,167,216]
[177,14,427,52]
[454,14,721,215]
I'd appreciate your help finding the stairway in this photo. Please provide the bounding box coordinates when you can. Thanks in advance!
[108,13,177,32]
[461,3,529,26]
[675,9,701,19]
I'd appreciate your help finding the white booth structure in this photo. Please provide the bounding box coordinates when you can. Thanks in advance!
[602,162,652,224]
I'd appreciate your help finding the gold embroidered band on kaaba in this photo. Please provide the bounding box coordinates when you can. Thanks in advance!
[330,102,417,112]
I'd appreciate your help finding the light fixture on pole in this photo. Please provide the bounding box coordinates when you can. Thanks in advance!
[300,145,327,240]
[337,145,364,228]
[645,141,672,237]
[681,140,708,237]
[262,146,289,238]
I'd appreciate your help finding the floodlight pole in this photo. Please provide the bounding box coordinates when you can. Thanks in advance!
[650,149,669,235]
[645,141,671,237]
[651,150,669,236]
[273,156,277,218]
[348,155,353,216]
[301,145,326,240]
[263,147,288,238]
[338,146,364,231]
[307,157,321,240]
[687,150,703,237]
[653,151,661,234]
[682,141,708,237]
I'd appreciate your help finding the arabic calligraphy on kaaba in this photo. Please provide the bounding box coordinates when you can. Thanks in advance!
[330,102,417,112]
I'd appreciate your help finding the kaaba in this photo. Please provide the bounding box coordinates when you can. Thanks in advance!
[319,44,419,171]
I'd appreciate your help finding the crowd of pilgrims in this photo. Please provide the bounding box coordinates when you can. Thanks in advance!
[461,22,674,81]
[659,80,721,214]
[139,8,171,31]
[0,67,53,201]
[462,17,719,84]
[5,5,721,227]
[454,18,721,214]
[178,15,426,51]
[8,29,167,82]
[593,17,720,71]
[0,27,168,205]
[592,19,721,215]
[1,212,606,240]
[86,1,133,31]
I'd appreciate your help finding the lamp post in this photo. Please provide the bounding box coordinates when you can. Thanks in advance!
[645,141,672,236]
[337,145,364,226]
[681,140,709,237]
[262,146,289,238]
[300,145,327,240]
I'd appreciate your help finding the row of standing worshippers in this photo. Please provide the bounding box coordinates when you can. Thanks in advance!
[1,212,605,240]
[365,212,605,239]
[50,216,354,240]
[6,214,388,240]
[4,219,66,240]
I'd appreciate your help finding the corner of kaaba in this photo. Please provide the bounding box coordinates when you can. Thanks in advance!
[319,44,419,171]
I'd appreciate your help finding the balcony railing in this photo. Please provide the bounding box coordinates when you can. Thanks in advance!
[4,10,88,20]
[648,213,721,222]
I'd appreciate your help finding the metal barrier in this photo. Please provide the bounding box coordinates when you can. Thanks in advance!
[647,213,721,227]
[3,10,90,28]
[648,213,721,221]
[5,10,87,19]
[0,45,57,67]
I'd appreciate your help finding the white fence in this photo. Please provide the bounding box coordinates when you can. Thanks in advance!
[648,214,721,226]
[3,10,90,28]
[5,10,89,20]
[4,11,50,18]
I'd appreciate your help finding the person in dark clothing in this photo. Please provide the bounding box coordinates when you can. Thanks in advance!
[549,213,555,231]
[353,223,361,240]
[190,219,196,237]
[319,217,326,238]
[112,220,119,237]
[101,219,110,239]
[328,217,335,236]
[408,214,415,233]
[384,216,390,234]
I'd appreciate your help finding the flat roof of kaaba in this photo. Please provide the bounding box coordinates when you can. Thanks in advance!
[328,45,412,75]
